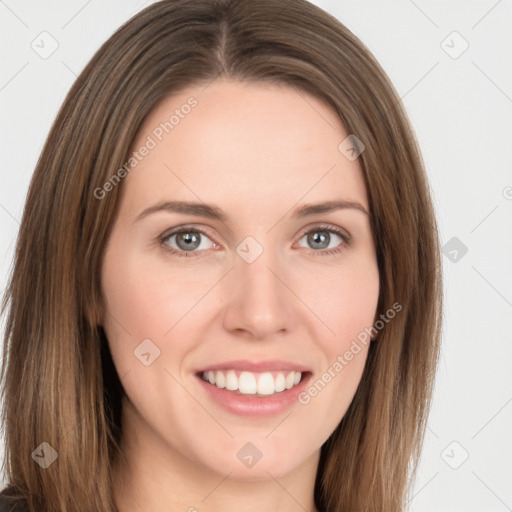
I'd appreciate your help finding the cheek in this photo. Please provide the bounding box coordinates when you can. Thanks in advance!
[298,255,378,414]
[101,243,224,381]
[299,276,377,436]
[102,249,207,339]
[305,256,380,344]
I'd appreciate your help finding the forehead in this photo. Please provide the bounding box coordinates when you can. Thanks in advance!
[121,79,369,214]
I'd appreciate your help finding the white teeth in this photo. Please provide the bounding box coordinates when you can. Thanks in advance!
[200,369,304,396]
[239,372,257,394]
[285,372,295,390]
[215,370,226,388]
[225,370,238,391]
[257,372,275,395]
[274,373,286,392]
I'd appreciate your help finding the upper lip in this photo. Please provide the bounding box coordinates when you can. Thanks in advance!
[196,359,311,374]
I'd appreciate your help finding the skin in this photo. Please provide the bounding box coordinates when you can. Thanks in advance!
[101,79,380,512]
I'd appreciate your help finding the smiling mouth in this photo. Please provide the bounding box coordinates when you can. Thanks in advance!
[197,369,310,396]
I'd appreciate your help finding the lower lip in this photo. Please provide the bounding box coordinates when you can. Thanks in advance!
[195,373,312,417]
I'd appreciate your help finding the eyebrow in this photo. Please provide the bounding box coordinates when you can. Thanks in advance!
[134,198,369,223]
[293,200,369,217]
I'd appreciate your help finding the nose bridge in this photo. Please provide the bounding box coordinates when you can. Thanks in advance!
[237,241,284,307]
[222,236,292,337]
[239,247,280,297]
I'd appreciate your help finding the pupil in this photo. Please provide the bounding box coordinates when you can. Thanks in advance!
[308,231,329,249]
[177,232,200,251]
[174,230,331,252]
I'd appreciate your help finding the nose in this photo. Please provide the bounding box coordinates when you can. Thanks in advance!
[221,247,295,340]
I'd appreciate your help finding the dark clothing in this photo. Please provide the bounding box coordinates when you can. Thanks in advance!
[0,487,30,512]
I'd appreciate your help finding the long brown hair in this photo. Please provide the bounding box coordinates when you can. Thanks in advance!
[0,1,442,510]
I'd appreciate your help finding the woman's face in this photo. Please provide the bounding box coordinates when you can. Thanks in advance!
[101,79,379,481]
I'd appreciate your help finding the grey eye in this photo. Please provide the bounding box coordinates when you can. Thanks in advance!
[298,230,343,250]
[164,230,214,252]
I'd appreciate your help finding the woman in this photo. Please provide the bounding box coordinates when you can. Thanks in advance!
[0,0,442,511]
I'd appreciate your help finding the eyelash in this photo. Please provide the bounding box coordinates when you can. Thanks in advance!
[158,223,351,258]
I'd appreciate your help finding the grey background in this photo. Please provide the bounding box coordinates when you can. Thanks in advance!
[1,1,511,510]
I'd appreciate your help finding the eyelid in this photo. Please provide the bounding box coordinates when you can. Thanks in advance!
[158,222,352,257]
[296,222,352,245]
[158,224,220,252]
